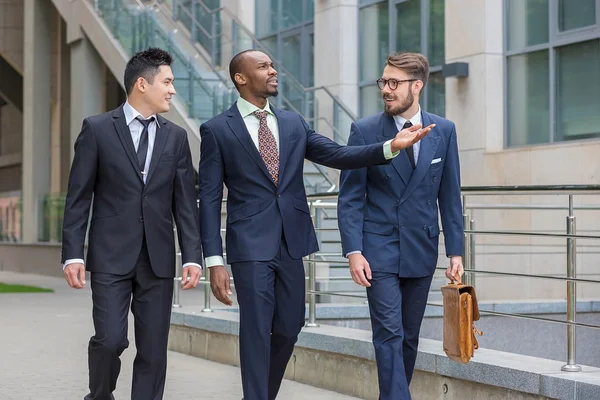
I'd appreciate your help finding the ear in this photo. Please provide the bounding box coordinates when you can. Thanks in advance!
[234,73,247,87]
[413,80,424,96]
[135,77,146,93]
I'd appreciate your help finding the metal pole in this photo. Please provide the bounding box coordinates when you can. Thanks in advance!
[172,227,182,308]
[202,258,213,313]
[306,201,319,327]
[462,195,471,285]
[562,195,581,372]
[469,219,476,287]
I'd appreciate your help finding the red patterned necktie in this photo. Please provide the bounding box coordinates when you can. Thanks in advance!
[253,110,279,185]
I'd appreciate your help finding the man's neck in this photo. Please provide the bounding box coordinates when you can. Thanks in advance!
[127,97,155,118]
[399,103,421,121]
[240,93,268,109]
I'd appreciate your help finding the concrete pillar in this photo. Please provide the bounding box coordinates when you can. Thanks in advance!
[222,0,256,62]
[314,0,359,141]
[444,0,504,185]
[69,34,106,159]
[22,0,52,243]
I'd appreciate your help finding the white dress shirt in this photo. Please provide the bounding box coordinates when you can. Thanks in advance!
[63,101,200,271]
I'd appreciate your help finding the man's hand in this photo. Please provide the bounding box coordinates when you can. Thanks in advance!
[181,265,202,290]
[209,265,233,306]
[348,253,372,287]
[64,263,86,289]
[445,256,464,283]
[391,123,436,153]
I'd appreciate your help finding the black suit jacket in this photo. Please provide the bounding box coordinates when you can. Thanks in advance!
[61,105,201,278]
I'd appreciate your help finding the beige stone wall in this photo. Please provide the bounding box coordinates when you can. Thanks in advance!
[0,0,24,72]
[444,0,600,302]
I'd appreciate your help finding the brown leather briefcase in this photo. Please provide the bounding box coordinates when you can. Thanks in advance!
[440,282,483,363]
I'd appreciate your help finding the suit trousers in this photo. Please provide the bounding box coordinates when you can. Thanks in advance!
[367,272,434,400]
[231,236,306,400]
[85,239,174,400]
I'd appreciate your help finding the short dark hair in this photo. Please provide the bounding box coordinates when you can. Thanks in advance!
[229,49,258,89]
[124,48,173,95]
[386,52,430,87]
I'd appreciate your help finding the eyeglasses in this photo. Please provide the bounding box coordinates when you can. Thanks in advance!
[376,78,418,90]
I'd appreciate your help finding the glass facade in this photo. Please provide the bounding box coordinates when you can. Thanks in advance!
[505,0,600,147]
[359,0,446,118]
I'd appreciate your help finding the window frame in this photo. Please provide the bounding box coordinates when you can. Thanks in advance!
[357,0,445,117]
[503,0,600,148]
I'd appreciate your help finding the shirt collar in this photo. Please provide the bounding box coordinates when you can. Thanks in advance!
[236,96,274,118]
[123,100,160,129]
[393,105,422,129]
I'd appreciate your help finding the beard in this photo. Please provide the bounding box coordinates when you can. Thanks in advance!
[383,91,414,116]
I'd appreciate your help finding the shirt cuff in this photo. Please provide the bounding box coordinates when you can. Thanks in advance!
[345,250,362,258]
[182,262,202,270]
[205,255,225,268]
[383,139,400,159]
[63,258,84,271]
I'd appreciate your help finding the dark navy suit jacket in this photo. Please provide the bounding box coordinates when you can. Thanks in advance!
[338,111,464,277]
[199,102,390,264]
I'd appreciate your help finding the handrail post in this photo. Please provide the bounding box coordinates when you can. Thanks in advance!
[201,258,213,313]
[562,195,581,372]
[462,195,471,285]
[172,226,182,308]
[469,218,476,287]
[306,201,319,327]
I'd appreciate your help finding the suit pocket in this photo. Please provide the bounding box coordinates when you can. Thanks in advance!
[363,220,394,236]
[228,202,264,223]
[428,225,440,238]
[292,196,311,215]
[91,212,119,221]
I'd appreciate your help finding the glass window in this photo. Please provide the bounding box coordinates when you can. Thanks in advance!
[558,0,596,32]
[360,85,384,119]
[506,0,549,51]
[281,0,304,29]
[556,39,600,141]
[256,0,279,37]
[507,50,550,146]
[396,0,421,54]
[429,0,445,66]
[359,2,389,82]
[427,72,445,117]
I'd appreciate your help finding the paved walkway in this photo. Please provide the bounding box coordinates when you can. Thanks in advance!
[0,271,360,400]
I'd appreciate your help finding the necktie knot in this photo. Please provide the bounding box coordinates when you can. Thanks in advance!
[136,116,155,129]
[253,110,268,121]
[402,120,413,130]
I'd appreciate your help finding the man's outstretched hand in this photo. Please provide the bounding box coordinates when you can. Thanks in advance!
[391,123,436,153]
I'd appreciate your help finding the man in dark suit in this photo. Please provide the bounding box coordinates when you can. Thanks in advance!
[197,49,434,400]
[61,48,202,400]
[337,52,464,400]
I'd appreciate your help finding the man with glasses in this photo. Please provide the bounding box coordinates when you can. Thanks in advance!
[337,52,464,400]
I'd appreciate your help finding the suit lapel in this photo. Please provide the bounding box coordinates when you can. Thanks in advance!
[400,111,440,205]
[145,115,170,184]
[226,103,274,184]
[381,114,412,185]
[272,107,289,180]
[112,106,143,182]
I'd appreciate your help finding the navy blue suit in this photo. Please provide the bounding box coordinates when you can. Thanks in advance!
[338,110,463,399]
[199,102,390,400]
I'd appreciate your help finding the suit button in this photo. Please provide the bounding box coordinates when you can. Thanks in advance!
[277,194,281,198]
[139,217,144,223]
[143,195,148,200]
[393,200,399,206]
[423,225,427,230]
[385,175,389,180]
[400,223,404,229]
[433,177,437,183]
[427,200,431,205]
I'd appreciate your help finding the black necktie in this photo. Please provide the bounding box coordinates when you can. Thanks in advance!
[403,121,416,169]
[136,116,155,175]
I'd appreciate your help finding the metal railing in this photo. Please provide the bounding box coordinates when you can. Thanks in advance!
[172,185,600,373]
